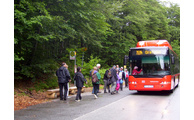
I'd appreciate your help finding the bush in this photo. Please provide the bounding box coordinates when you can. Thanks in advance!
[34,82,49,92]
[34,75,58,92]
[45,76,58,89]
[98,68,107,85]
[84,77,93,88]
[81,55,101,77]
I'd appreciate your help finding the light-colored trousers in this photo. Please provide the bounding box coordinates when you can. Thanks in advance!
[111,82,116,92]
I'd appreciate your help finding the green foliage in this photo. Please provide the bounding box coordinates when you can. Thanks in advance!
[34,75,58,92]
[34,82,49,92]
[98,69,107,85]
[170,40,180,58]
[84,77,92,88]
[14,0,180,87]
[45,76,58,89]
[81,55,101,77]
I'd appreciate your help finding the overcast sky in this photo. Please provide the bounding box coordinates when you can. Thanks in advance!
[159,0,180,6]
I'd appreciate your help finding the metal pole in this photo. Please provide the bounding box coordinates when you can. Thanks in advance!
[75,53,76,68]
[82,52,84,68]
[74,52,76,86]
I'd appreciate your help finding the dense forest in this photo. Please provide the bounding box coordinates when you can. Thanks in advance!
[14,0,180,88]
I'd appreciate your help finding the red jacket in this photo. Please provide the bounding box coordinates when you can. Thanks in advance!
[132,69,142,75]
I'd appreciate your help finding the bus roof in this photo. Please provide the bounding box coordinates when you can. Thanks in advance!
[136,40,173,51]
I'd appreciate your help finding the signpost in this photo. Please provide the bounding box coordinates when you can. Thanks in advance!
[70,51,77,73]
[70,51,76,60]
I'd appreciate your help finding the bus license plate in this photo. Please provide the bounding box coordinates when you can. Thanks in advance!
[144,85,154,88]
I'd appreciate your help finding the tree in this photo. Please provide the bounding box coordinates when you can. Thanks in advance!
[14,0,180,83]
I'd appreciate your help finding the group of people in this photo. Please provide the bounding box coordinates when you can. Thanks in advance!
[103,65,130,95]
[56,62,87,102]
[56,62,142,102]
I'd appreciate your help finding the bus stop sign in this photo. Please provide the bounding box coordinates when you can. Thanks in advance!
[70,51,76,60]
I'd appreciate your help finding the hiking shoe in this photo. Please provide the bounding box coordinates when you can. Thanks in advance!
[75,100,80,102]
[94,94,98,99]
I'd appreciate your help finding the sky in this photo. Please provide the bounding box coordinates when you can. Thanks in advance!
[159,0,180,4]
[159,0,180,6]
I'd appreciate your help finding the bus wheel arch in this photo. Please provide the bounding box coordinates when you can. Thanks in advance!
[170,76,175,93]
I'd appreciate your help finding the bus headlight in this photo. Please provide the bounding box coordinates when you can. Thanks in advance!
[131,82,137,84]
[160,81,171,84]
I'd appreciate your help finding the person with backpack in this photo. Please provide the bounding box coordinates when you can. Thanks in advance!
[96,64,101,93]
[103,69,111,93]
[110,65,118,95]
[91,67,101,98]
[74,67,87,102]
[56,62,71,101]
[119,67,124,91]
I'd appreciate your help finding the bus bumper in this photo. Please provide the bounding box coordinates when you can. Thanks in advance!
[128,75,172,91]
[129,84,171,91]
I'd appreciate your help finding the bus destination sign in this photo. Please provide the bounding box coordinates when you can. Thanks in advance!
[132,49,167,56]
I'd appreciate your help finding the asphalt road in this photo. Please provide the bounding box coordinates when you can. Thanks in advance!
[14,86,180,120]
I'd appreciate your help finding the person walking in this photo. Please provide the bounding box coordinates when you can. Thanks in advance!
[91,64,101,94]
[110,65,117,95]
[74,67,87,102]
[103,69,111,93]
[96,64,101,93]
[119,67,124,91]
[116,71,120,93]
[56,62,71,101]
[91,67,101,98]
[123,69,129,88]
[116,65,120,72]
[64,64,70,97]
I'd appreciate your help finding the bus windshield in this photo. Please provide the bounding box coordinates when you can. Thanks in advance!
[130,55,170,77]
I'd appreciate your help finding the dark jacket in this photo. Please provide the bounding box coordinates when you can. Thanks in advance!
[110,68,117,83]
[74,72,87,88]
[103,70,109,80]
[122,72,125,80]
[56,66,71,83]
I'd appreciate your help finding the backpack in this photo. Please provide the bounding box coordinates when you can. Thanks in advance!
[107,70,112,78]
[92,73,99,83]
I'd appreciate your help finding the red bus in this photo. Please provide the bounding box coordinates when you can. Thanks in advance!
[127,40,180,92]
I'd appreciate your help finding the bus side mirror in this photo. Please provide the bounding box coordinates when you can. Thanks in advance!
[171,54,175,64]
[124,55,128,65]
